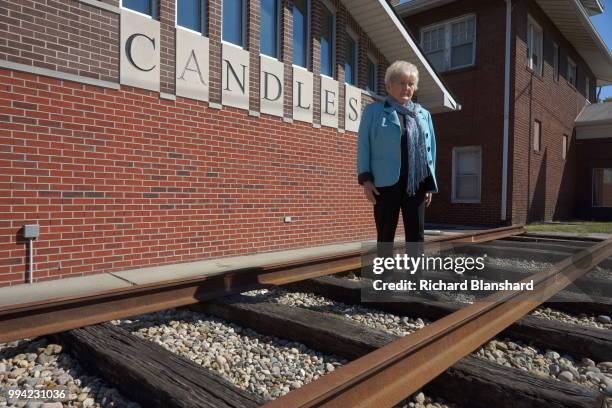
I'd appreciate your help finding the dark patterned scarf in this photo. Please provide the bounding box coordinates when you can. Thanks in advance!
[386,97,429,196]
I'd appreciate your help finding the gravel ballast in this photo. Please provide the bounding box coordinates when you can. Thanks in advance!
[0,339,138,408]
[246,288,612,404]
[115,309,347,401]
[116,306,461,407]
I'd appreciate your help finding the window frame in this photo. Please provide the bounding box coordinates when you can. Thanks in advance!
[366,52,378,94]
[121,0,158,19]
[567,57,577,87]
[292,0,311,70]
[420,13,477,73]
[585,76,591,102]
[527,15,543,76]
[451,145,482,204]
[176,0,207,35]
[344,27,359,86]
[553,42,560,82]
[533,119,542,152]
[222,0,248,48]
[592,168,612,208]
[319,0,336,79]
[260,0,282,59]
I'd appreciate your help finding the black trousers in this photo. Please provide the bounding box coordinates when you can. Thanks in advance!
[373,176,429,283]
[373,176,427,244]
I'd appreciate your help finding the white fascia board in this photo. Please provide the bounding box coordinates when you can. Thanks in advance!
[376,0,460,112]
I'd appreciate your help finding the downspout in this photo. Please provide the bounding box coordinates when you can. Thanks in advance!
[501,0,512,222]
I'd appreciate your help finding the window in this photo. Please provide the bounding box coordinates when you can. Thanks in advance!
[452,146,481,203]
[123,0,158,17]
[261,0,280,58]
[553,43,560,81]
[320,2,335,77]
[344,30,358,85]
[586,76,590,102]
[366,53,377,93]
[421,15,475,72]
[593,168,612,207]
[293,0,309,68]
[562,134,568,160]
[223,0,246,47]
[177,0,206,33]
[533,120,541,152]
[567,57,577,87]
[527,16,543,75]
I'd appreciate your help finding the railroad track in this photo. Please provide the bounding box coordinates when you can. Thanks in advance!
[1,226,611,408]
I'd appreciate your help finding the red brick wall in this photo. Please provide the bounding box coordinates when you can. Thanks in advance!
[0,0,392,286]
[0,68,385,286]
[0,0,119,83]
[403,0,507,227]
[509,0,593,224]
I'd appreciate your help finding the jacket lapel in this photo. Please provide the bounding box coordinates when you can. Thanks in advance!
[383,101,401,128]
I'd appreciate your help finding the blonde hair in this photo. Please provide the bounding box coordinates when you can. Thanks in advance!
[385,61,419,89]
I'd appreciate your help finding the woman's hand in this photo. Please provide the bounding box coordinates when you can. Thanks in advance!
[363,181,379,205]
[425,193,432,207]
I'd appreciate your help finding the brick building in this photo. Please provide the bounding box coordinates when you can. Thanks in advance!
[0,0,460,285]
[397,0,612,226]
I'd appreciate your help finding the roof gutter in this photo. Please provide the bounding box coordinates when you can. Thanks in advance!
[395,0,457,17]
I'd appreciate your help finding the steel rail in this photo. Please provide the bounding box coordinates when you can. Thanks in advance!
[0,225,524,343]
[263,235,612,408]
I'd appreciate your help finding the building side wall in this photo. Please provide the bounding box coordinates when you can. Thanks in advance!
[0,69,385,286]
[403,0,507,226]
[0,0,392,286]
[510,0,594,224]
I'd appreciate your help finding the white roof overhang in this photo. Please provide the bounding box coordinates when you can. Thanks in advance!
[397,0,612,86]
[575,102,612,139]
[535,0,612,86]
[349,0,460,113]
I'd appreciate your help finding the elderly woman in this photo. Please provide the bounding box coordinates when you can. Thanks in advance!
[357,61,437,246]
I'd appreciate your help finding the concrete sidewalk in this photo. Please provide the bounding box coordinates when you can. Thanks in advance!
[0,229,466,309]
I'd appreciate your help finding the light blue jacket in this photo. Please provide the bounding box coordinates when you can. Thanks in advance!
[357,100,438,193]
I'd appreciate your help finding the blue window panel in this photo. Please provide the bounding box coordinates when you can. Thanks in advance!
[344,33,356,85]
[124,0,155,16]
[367,58,377,92]
[223,0,244,46]
[320,6,334,77]
[178,0,206,33]
[293,0,308,67]
[261,0,278,57]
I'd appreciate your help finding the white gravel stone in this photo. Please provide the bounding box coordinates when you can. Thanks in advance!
[531,308,612,330]
[598,315,612,324]
[0,339,138,408]
[393,391,462,408]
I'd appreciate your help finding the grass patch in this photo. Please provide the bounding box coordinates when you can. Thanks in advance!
[526,221,612,234]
